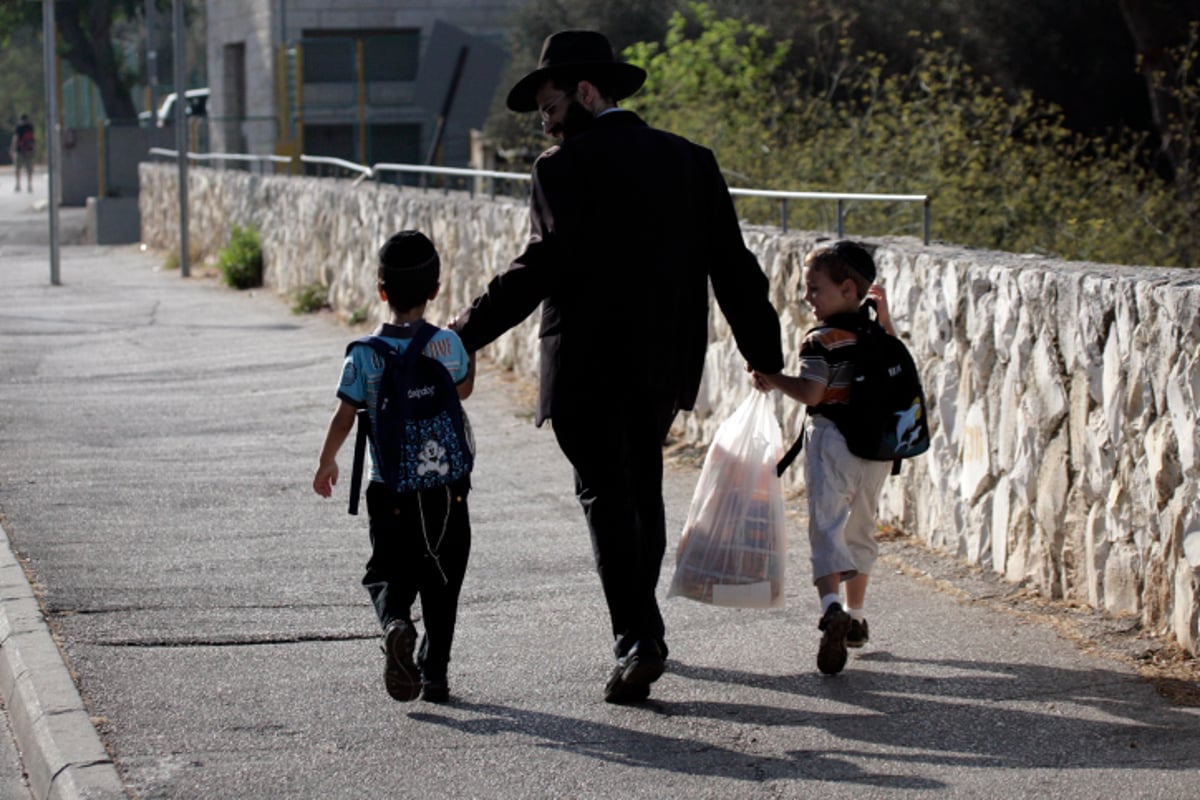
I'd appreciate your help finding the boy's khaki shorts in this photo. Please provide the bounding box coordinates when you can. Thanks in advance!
[803,416,890,584]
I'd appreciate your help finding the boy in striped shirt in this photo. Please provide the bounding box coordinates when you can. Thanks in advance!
[753,241,895,675]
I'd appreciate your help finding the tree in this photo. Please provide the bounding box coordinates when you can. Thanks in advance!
[0,0,162,122]
[1119,0,1200,180]
[0,25,44,158]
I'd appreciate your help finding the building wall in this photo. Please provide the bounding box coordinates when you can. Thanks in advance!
[139,162,1200,656]
[205,0,278,155]
[283,0,520,43]
[204,0,526,161]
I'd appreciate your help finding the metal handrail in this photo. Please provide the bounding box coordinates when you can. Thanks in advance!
[372,162,531,182]
[149,147,293,165]
[147,149,932,243]
[371,161,531,199]
[298,154,374,184]
[729,188,931,243]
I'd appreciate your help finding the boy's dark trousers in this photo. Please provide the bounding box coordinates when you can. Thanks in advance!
[363,479,471,680]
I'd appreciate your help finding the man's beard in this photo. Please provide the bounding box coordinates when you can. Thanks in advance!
[548,99,597,140]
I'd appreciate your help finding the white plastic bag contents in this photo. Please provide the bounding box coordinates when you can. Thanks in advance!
[668,391,787,608]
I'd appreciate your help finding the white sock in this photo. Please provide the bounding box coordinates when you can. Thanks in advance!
[848,606,865,621]
[820,593,841,614]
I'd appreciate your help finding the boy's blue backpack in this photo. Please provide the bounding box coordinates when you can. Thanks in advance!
[347,322,473,514]
[777,304,930,476]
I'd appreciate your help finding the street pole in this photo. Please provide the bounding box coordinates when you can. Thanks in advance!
[146,0,159,116]
[173,0,189,277]
[42,0,60,285]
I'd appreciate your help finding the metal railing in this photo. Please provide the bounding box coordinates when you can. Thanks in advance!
[371,162,531,200]
[729,188,931,243]
[149,148,293,175]
[147,149,932,243]
[298,154,374,183]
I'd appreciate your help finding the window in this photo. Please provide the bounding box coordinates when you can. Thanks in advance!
[302,29,420,84]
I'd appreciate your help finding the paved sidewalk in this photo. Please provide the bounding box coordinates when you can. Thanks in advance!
[1,183,1199,798]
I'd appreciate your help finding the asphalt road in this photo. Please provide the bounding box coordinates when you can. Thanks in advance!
[1,170,1198,799]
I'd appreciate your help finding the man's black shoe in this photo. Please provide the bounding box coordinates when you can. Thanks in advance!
[421,674,450,704]
[604,640,665,703]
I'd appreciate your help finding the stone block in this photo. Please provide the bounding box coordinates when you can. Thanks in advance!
[1104,542,1141,616]
[86,196,141,245]
[1174,561,1198,654]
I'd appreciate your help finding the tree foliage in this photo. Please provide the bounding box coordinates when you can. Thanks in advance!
[623,5,1199,267]
[0,0,148,120]
[0,26,43,156]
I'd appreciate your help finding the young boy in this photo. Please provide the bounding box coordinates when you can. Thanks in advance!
[313,230,475,703]
[753,241,895,676]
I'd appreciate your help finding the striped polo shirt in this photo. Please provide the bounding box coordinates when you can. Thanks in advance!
[798,313,861,423]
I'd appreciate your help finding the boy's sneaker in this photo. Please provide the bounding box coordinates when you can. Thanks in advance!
[382,621,421,702]
[846,618,869,648]
[421,674,450,704]
[816,602,852,675]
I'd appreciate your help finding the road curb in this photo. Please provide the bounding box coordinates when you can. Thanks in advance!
[0,520,125,800]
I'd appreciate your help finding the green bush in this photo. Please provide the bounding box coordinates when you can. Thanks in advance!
[291,283,329,314]
[218,225,264,289]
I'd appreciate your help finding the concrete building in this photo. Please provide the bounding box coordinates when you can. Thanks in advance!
[205,1,525,169]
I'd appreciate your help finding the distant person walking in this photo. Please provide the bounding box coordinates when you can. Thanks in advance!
[449,30,784,703]
[11,114,34,193]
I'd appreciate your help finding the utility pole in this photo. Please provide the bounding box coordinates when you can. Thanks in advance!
[173,0,189,277]
[42,0,60,285]
[146,0,159,116]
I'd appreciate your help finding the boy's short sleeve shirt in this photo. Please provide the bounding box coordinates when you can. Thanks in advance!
[799,324,857,411]
[336,325,470,482]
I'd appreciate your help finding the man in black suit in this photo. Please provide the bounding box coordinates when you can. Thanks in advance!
[451,30,783,702]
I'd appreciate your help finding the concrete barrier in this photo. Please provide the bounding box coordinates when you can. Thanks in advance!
[140,162,1200,654]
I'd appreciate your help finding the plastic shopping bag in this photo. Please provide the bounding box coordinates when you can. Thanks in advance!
[668,391,787,608]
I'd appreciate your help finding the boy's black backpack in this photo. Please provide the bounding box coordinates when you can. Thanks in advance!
[777,304,930,477]
[347,322,473,514]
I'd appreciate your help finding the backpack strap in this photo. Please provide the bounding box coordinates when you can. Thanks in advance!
[776,409,808,476]
[348,408,370,515]
[403,322,439,364]
[344,336,392,515]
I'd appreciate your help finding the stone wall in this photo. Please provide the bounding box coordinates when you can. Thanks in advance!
[140,163,1200,653]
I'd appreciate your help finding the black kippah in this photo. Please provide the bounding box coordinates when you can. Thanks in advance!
[379,230,439,273]
[832,240,877,283]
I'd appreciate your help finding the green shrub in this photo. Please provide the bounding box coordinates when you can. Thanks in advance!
[291,283,329,314]
[347,307,369,326]
[624,5,1200,267]
[218,225,264,289]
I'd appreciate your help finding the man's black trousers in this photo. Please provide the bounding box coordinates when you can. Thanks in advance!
[551,397,677,660]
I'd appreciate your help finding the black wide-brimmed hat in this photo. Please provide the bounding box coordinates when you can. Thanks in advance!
[506,30,647,112]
